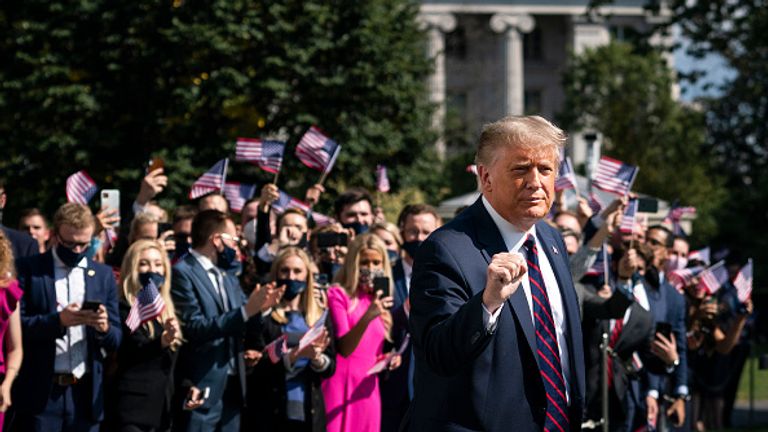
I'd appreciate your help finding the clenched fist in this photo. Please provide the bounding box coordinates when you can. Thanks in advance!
[482,252,527,313]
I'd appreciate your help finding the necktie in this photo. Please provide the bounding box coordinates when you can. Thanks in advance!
[209,268,230,311]
[524,235,569,432]
[607,319,623,389]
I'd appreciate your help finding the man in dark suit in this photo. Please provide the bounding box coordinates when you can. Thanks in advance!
[0,184,39,259]
[13,203,122,431]
[172,209,282,432]
[409,115,585,431]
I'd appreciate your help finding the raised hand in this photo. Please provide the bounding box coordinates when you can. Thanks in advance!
[482,252,527,313]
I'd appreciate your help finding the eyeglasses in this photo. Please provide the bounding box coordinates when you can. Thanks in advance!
[56,234,90,250]
[647,238,665,248]
[218,233,241,244]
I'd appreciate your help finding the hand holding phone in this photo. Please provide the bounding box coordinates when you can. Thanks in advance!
[374,276,391,304]
[81,301,103,312]
[183,386,209,411]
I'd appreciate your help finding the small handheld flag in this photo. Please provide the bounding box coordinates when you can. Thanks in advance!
[235,138,286,174]
[592,156,638,196]
[296,126,341,176]
[555,156,578,192]
[125,279,166,333]
[697,260,729,295]
[66,171,98,204]
[223,182,257,213]
[734,259,753,303]
[376,165,391,193]
[189,159,228,199]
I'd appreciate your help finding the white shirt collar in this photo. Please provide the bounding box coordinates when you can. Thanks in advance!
[189,249,216,272]
[51,247,88,269]
[481,196,536,252]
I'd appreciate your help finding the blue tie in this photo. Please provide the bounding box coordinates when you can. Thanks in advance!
[524,235,569,432]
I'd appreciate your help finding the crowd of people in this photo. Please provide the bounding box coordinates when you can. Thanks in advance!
[0,114,755,432]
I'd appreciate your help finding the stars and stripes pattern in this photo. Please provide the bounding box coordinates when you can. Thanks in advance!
[125,279,166,333]
[697,261,729,295]
[688,247,711,265]
[667,265,705,293]
[619,198,639,234]
[734,259,753,303]
[235,138,286,174]
[592,156,638,196]
[376,165,390,193]
[523,235,570,432]
[222,182,257,213]
[585,245,610,281]
[272,190,311,214]
[295,126,341,174]
[66,171,98,204]
[555,156,577,192]
[311,212,335,227]
[189,159,227,199]
[587,192,607,214]
[265,334,288,364]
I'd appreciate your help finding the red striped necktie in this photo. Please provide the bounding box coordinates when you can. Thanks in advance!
[524,234,570,432]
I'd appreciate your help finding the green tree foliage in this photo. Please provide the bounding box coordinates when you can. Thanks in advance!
[0,0,438,219]
[559,42,726,242]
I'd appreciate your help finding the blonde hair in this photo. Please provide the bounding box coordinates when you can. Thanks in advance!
[53,203,95,233]
[0,230,14,286]
[128,212,159,243]
[475,115,565,168]
[120,239,182,346]
[370,222,403,249]
[268,247,324,327]
[333,233,393,339]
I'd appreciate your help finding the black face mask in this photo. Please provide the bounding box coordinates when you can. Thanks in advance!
[276,279,307,301]
[56,244,88,268]
[174,233,191,259]
[319,261,342,279]
[297,233,309,249]
[138,272,165,289]
[342,222,369,235]
[401,240,422,259]
[216,244,239,270]
[645,266,661,290]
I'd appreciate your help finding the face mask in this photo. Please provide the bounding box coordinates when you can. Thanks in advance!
[358,268,385,291]
[276,279,307,301]
[402,240,422,258]
[85,237,102,260]
[56,244,88,268]
[216,244,239,270]
[665,255,688,273]
[645,266,661,290]
[297,233,309,249]
[319,261,342,279]
[138,272,165,289]
[242,219,258,247]
[342,222,369,235]
[174,233,191,259]
[387,250,400,266]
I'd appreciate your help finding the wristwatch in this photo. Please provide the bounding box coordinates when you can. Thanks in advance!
[671,358,680,368]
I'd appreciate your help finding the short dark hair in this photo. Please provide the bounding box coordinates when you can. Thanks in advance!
[333,188,373,219]
[18,208,48,227]
[397,204,441,229]
[173,205,198,225]
[647,225,674,248]
[191,210,232,248]
[278,208,307,229]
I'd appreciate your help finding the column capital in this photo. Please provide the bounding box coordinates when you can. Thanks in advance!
[417,12,457,33]
[490,13,535,34]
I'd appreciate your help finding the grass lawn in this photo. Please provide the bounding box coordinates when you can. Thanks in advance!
[738,353,768,401]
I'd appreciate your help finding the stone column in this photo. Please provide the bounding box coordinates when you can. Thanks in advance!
[490,14,535,116]
[418,13,457,159]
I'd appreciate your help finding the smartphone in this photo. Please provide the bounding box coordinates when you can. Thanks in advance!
[316,232,349,248]
[81,301,102,312]
[100,189,121,228]
[655,322,672,339]
[374,276,390,299]
[183,386,210,409]
[637,197,659,213]
[147,157,164,174]
[157,222,173,236]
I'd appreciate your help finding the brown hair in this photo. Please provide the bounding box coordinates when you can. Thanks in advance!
[396,203,442,229]
[191,210,232,248]
[0,230,14,285]
[53,203,95,233]
[475,115,565,168]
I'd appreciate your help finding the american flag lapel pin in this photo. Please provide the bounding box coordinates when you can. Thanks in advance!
[87,269,96,277]
[552,246,559,255]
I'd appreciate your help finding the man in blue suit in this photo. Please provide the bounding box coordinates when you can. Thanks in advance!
[409,115,585,431]
[0,183,39,260]
[172,209,282,432]
[13,203,121,431]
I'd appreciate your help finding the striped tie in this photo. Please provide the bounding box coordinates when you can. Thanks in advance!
[524,235,569,432]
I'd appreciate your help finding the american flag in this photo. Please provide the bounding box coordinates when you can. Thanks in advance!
[376,165,390,193]
[668,265,705,292]
[311,212,335,227]
[619,198,639,234]
[272,190,311,214]
[189,159,228,199]
[585,245,610,280]
[734,259,753,303]
[555,156,578,192]
[592,156,639,196]
[66,171,98,204]
[235,138,286,174]
[697,260,729,295]
[223,182,257,213]
[466,164,478,175]
[125,279,166,333]
[264,334,287,364]
[295,126,341,174]
[587,191,607,214]
[688,247,710,265]
[664,204,697,223]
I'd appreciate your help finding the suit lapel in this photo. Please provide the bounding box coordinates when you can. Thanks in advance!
[470,199,537,354]
[42,252,57,313]
[185,254,226,312]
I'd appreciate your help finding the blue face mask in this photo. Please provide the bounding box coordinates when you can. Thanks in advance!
[56,244,88,268]
[342,221,369,235]
[138,272,165,289]
[216,244,239,270]
[84,237,102,260]
[402,240,422,258]
[387,249,400,266]
[276,279,307,301]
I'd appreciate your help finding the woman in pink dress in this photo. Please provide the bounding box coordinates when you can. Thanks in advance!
[0,231,23,429]
[322,233,401,432]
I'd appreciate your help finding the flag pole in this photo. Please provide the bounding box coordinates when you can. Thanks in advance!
[220,158,229,195]
[317,145,340,186]
[273,168,280,186]
[602,243,609,282]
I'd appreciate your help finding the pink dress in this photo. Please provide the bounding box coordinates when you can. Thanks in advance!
[322,285,386,432]
[0,280,22,429]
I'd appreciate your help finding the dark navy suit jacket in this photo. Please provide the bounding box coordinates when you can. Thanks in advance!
[1,224,38,260]
[14,251,122,420]
[644,278,687,395]
[409,198,585,431]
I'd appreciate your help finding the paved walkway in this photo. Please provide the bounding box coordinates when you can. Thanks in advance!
[731,400,768,429]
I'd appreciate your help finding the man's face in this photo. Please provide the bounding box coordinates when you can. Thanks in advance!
[132,222,158,243]
[280,213,308,234]
[645,228,669,269]
[212,220,240,258]
[480,145,556,229]
[20,215,50,246]
[56,223,95,254]
[563,235,579,255]
[401,213,439,243]
[339,201,374,226]
[241,201,260,226]
[554,213,582,236]
[199,195,229,213]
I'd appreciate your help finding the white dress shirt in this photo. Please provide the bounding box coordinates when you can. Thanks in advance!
[402,258,413,293]
[53,248,89,377]
[481,197,571,400]
[189,249,248,321]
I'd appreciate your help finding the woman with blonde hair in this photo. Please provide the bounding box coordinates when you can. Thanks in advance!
[0,231,22,429]
[322,233,401,432]
[244,246,335,432]
[109,239,182,431]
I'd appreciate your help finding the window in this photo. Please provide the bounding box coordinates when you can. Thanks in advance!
[523,27,543,60]
[524,90,542,115]
[445,26,467,60]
